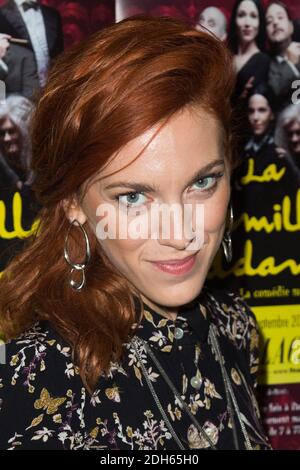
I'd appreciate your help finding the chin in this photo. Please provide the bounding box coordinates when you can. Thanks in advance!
[147,282,205,309]
[275,36,284,43]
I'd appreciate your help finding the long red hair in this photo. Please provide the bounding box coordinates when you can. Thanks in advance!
[0,15,237,392]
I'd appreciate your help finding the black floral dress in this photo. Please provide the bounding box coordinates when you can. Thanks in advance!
[0,285,271,450]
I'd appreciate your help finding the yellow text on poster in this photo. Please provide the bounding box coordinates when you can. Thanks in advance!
[253,305,300,386]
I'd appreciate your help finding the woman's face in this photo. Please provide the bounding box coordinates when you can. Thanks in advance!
[66,106,231,309]
[285,119,300,157]
[248,94,274,136]
[0,117,22,160]
[236,0,259,45]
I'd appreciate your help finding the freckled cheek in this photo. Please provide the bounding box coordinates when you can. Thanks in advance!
[105,237,145,255]
[98,236,146,275]
[203,188,230,235]
[203,205,226,233]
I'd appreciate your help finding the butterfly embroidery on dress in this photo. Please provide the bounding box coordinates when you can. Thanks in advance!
[34,388,66,415]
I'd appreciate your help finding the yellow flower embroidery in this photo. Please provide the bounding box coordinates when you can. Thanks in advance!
[89,427,99,439]
[10,355,19,366]
[231,368,242,385]
[105,386,121,403]
[53,414,62,423]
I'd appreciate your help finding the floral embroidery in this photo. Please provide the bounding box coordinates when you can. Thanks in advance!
[0,286,271,450]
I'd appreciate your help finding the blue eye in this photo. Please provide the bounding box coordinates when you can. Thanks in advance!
[118,192,147,208]
[115,172,224,207]
[192,173,223,192]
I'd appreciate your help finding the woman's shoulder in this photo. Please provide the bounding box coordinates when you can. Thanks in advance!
[256,51,271,61]
[5,320,69,350]
[249,51,271,67]
[202,285,260,386]
[203,285,259,341]
[0,320,83,399]
[0,321,86,449]
[2,321,79,387]
[238,51,270,74]
[202,284,257,326]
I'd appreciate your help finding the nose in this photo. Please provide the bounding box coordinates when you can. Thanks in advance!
[253,111,260,121]
[157,232,194,250]
[3,131,12,141]
[155,203,203,251]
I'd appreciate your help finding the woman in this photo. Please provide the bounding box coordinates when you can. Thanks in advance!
[0,95,40,273]
[0,15,271,450]
[229,84,289,296]
[228,88,300,317]
[274,103,300,185]
[245,84,276,163]
[0,95,34,191]
[233,84,278,209]
[228,0,270,102]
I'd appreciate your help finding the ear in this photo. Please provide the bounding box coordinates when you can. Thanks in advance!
[289,21,294,36]
[62,196,87,225]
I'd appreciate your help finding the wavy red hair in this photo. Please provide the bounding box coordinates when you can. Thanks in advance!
[0,15,237,392]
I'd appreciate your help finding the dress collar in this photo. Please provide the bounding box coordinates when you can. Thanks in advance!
[245,132,274,155]
[132,285,211,354]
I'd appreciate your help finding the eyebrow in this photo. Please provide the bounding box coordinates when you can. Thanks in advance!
[103,158,225,193]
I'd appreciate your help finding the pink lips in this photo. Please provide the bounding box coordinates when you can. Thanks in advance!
[150,253,198,276]
[242,29,253,35]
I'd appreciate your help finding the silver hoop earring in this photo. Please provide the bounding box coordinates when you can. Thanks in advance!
[64,219,91,291]
[222,203,233,264]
